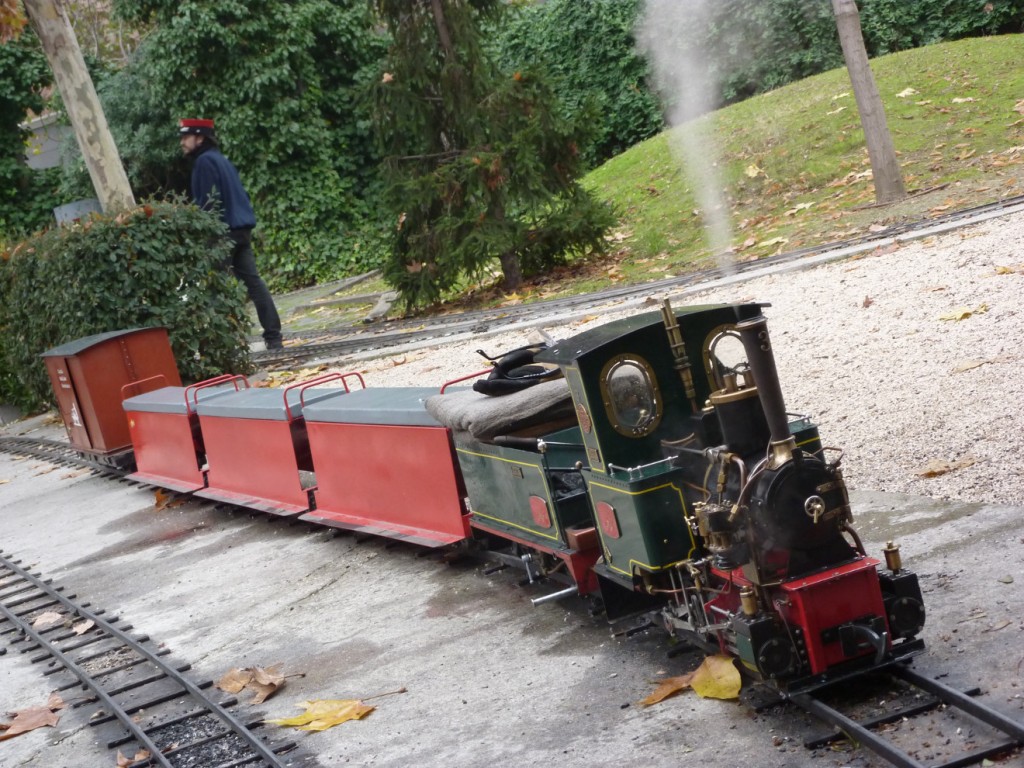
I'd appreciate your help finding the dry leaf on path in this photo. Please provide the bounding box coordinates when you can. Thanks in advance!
[638,672,697,706]
[266,688,406,732]
[950,359,990,374]
[0,694,64,741]
[267,699,375,731]
[72,620,95,636]
[116,749,151,766]
[31,610,64,630]
[249,666,287,705]
[916,456,977,478]
[939,303,989,321]
[691,655,742,700]
[217,665,286,704]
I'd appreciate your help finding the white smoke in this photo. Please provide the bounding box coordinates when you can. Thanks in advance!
[636,0,734,272]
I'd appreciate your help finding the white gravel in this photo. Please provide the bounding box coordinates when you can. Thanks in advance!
[327,206,1024,506]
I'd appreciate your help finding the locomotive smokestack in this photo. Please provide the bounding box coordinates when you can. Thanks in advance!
[735,315,796,468]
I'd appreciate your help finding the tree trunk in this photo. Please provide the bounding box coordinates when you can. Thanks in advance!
[23,0,135,213]
[832,0,905,204]
[498,250,522,292]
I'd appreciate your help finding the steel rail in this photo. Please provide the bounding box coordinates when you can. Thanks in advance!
[253,193,1024,366]
[792,666,1024,768]
[893,666,1024,743]
[0,551,289,768]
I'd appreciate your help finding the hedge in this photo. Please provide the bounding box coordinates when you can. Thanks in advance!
[0,200,253,413]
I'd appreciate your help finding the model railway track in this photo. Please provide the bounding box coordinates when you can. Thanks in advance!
[0,551,296,768]
[0,435,132,476]
[253,194,1024,368]
[791,666,1024,767]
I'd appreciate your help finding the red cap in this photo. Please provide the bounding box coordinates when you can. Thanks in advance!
[178,118,215,136]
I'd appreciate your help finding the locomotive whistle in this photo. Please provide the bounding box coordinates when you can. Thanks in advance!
[660,299,700,413]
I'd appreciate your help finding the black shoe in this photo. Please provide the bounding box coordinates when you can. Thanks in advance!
[266,339,284,351]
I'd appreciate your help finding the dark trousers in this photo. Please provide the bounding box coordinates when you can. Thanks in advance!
[228,229,282,344]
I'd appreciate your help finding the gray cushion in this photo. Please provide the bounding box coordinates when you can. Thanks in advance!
[425,378,574,440]
[195,386,340,421]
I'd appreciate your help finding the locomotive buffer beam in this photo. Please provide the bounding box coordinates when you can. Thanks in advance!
[791,666,1024,768]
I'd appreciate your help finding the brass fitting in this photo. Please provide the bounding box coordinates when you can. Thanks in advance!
[740,586,758,616]
[883,541,902,573]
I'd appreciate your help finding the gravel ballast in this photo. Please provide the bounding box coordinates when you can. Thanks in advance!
[346,207,1024,506]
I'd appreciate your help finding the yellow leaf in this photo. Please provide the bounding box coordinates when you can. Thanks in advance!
[744,164,762,178]
[939,303,988,321]
[638,672,696,707]
[691,655,741,700]
[896,87,918,98]
[267,699,375,731]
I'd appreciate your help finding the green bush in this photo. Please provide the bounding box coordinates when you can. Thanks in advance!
[495,0,664,169]
[0,200,253,413]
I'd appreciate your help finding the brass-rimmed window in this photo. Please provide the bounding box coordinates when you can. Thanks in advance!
[703,325,747,390]
[599,354,662,437]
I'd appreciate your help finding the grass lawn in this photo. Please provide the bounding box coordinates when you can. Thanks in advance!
[443,34,1024,309]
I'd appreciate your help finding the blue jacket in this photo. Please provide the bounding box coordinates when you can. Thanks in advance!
[189,143,256,231]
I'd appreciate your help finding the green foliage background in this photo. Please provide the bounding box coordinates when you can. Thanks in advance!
[371,0,614,308]
[3,0,1024,304]
[0,201,252,413]
[495,0,665,169]
[98,0,388,290]
[0,31,62,238]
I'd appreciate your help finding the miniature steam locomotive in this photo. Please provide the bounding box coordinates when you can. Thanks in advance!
[89,300,925,693]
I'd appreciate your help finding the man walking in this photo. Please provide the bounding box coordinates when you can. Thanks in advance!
[179,118,283,350]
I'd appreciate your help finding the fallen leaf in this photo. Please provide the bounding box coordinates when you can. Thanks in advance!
[998,575,1014,584]
[116,749,151,766]
[267,699,375,731]
[72,620,95,636]
[862,296,874,308]
[217,668,255,694]
[249,666,286,705]
[950,359,990,374]
[744,164,763,178]
[896,87,918,98]
[638,672,697,706]
[0,479,10,484]
[985,620,1012,632]
[691,655,742,700]
[0,704,60,741]
[916,456,977,478]
[217,665,286,704]
[939,303,988,321]
[31,611,64,630]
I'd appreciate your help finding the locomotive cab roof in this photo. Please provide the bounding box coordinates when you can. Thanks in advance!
[535,301,768,474]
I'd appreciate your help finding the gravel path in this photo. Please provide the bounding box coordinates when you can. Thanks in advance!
[337,207,1024,506]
